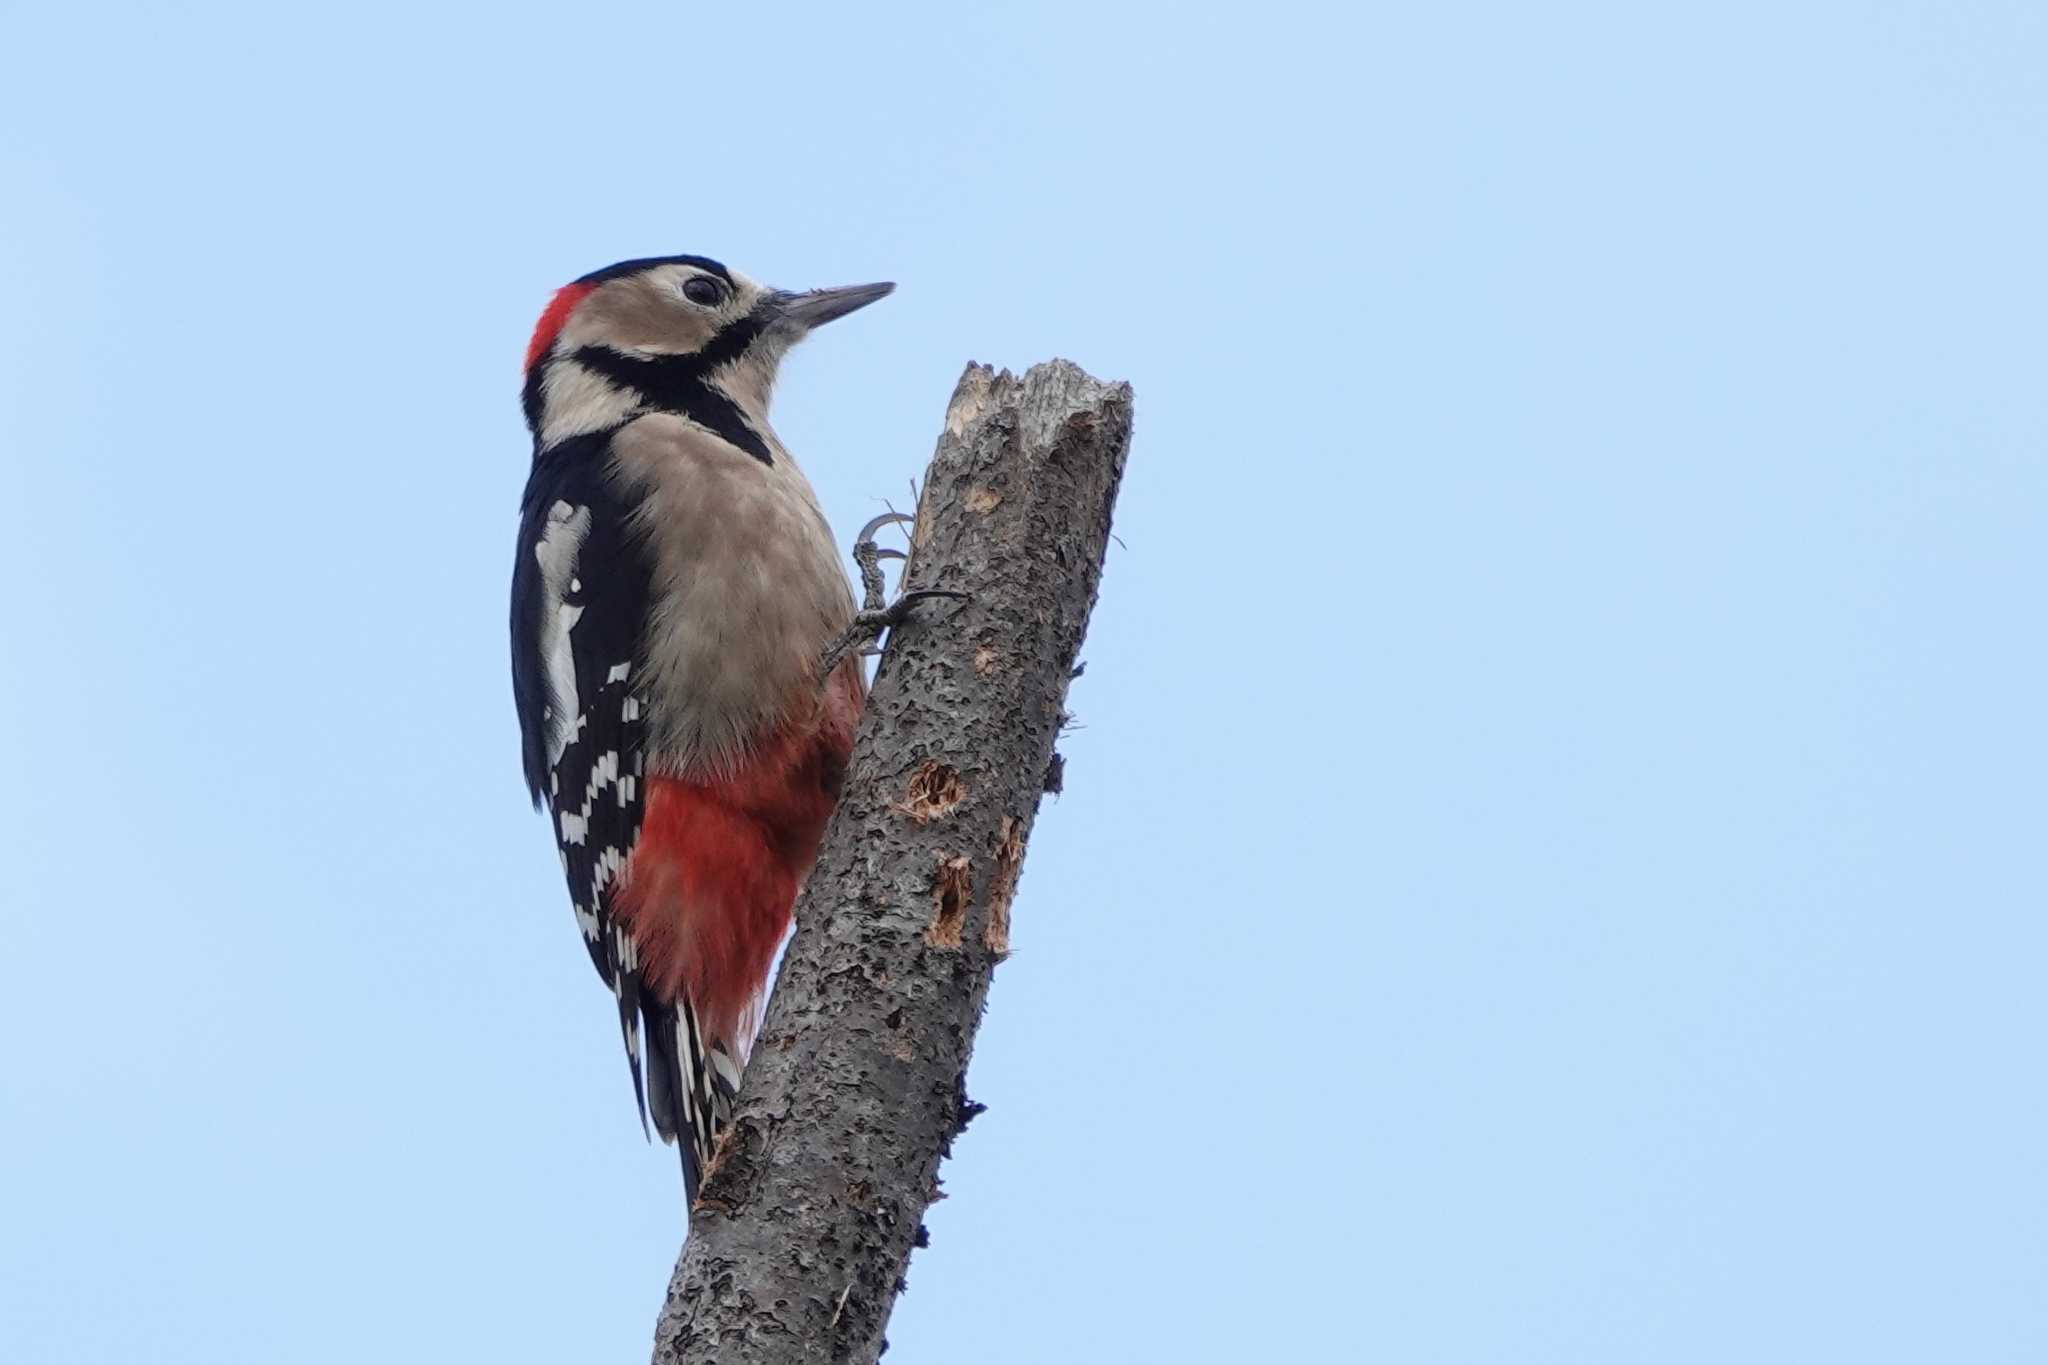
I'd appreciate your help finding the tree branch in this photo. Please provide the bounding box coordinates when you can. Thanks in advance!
[650,359,1134,1365]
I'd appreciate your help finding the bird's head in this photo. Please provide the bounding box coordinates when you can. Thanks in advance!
[521,254,893,454]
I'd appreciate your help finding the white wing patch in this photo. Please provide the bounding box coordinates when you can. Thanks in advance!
[533,499,593,767]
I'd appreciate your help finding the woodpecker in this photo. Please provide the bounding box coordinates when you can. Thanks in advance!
[511,254,892,1199]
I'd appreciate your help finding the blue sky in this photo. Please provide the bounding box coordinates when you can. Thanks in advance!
[4,2,2045,1361]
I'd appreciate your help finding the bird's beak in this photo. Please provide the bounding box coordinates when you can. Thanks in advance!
[768,281,895,331]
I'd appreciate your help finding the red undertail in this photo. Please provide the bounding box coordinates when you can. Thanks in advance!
[615,664,865,1046]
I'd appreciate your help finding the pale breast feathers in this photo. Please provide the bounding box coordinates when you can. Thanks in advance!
[606,413,857,773]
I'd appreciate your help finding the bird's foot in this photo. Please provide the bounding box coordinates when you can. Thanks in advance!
[819,512,968,679]
[848,511,914,612]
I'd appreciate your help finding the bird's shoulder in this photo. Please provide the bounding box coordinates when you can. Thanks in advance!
[511,432,656,803]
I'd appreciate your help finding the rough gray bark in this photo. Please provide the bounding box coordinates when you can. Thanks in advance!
[650,359,1133,1365]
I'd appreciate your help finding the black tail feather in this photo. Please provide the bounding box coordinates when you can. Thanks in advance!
[640,996,703,1200]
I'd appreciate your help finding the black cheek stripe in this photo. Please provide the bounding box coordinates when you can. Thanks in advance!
[569,314,774,466]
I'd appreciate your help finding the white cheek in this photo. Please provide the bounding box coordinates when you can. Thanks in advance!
[540,362,639,444]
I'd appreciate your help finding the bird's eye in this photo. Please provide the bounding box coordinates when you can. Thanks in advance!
[682,276,725,307]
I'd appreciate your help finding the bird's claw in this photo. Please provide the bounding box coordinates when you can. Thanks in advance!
[856,511,915,545]
[857,588,970,631]
[822,589,969,679]
[847,510,920,614]
[820,511,969,680]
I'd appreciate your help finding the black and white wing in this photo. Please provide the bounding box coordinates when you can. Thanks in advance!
[511,434,662,1133]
